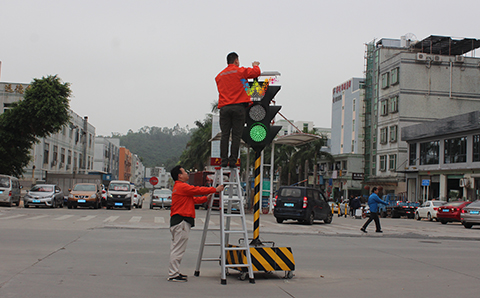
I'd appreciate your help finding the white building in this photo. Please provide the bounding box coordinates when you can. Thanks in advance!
[93,137,120,181]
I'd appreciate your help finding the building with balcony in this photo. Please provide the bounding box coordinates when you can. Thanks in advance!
[93,137,120,181]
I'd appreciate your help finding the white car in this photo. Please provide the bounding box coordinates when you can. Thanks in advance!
[415,200,445,221]
[132,189,143,208]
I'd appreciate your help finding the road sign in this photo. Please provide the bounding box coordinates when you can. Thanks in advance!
[149,177,158,186]
[422,179,430,186]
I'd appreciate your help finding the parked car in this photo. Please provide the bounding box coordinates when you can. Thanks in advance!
[415,200,445,221]
[0,174,22,207]
[68,183,102,209]
[133,189,143,208]
[24,184,64,208]
[150,188,172,209]
[273,186,333,225]
[106,180,134,210]
[437,201,471,224]
[461,200,480,229]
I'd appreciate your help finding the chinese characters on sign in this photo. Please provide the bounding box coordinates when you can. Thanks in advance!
[3,84,27,94]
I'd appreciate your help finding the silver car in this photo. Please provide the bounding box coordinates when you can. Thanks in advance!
[24,184,64,208]
[150,189,172,209]
[461,200,480,229]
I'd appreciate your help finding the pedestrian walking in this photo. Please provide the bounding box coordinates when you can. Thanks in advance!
[360,187,388,233]
[167,165,224,282]
[215,52,261,168]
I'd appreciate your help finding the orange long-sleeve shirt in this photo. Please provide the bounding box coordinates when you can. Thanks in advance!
[215,64,261,109]
[170,180,217,219]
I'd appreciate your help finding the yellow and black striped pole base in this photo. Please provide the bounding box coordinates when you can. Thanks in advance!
[250,150,262,246]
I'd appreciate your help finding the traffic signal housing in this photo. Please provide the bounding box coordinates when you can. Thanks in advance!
[242,85,282,152]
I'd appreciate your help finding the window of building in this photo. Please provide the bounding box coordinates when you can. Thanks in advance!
[389,154,397,171]
[53,145,58,164]
[409,143,417,166]
[342,161,347,170]
[67,150,72,169]
[379,155,386,171]
[380,127,388,144]
[60,148,65,165]
[420,140,439,165]
[391,67,399,85]
[381,100,388,116]
[381,72,389,89]
[444,137,467,164]
[474,135,480,162]
[390,125,398,143]
[43,143,49,165]
[353,99,356,112]
[390,96,398,113]
[352,120,355,131]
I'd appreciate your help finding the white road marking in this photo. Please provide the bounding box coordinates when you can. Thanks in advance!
[129,216,141,223]
[154,217,165,223]
[27,215,49,220]
[0,214,26,220]
[53,215,74,220]
[103,216,119,222]
[78,215,96,221]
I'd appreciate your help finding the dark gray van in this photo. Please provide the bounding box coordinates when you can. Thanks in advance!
[0,174,22,207]
[273,186,332,225]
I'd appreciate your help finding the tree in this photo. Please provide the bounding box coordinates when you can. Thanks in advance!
[0,75,71,177]
[179,116,212,171]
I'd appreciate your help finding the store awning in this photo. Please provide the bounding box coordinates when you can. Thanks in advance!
[273,133,324,146]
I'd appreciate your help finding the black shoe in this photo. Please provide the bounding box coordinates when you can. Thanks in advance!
[376,230,383,233]
[179,273,188,279]
[167,275,187,282]
[360,228,367,233]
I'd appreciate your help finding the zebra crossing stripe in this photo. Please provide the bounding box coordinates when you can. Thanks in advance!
[154,217,165,223]
[0,214,26,220]
[78,215,96,221]
[53,215,74,220]
[129,216,141,223]
[27,215,49,220]
[103,216,119,222]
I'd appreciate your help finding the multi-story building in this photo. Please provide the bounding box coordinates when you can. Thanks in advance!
[93,137,120,181]
[402,111,480,202]
[363,35,480,198]
[118,147,132,182]
[326,77,365,200]
[131,154,145,187]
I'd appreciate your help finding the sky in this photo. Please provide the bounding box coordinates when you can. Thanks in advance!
[2,0,480,136]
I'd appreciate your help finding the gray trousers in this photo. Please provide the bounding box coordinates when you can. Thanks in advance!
[168,220,191,278]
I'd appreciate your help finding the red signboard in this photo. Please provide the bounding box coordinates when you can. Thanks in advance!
[149,177,158,186]
[210,158,240,167]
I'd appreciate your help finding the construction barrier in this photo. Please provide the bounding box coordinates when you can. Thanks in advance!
[226,245,295,278]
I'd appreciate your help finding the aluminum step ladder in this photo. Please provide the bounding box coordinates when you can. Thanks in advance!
[194,167,255,285]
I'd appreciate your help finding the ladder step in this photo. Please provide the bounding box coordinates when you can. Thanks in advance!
[205,243,220,246]
[224,230,246,234]
[225,264,250,268]
[202,258,221,262]
[223,213,243,217]
[225,246,249,251]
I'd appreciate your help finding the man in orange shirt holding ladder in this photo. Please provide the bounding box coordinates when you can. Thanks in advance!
[167,165,224,282]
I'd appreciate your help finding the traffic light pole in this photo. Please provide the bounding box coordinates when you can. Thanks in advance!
[250,149,263,246]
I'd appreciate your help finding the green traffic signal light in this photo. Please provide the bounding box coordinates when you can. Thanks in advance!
[250,123,267,142]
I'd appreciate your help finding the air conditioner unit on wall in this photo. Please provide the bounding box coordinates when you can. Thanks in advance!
[433,55,442,62]
[455,55,465,63]
[416,53,426,60]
